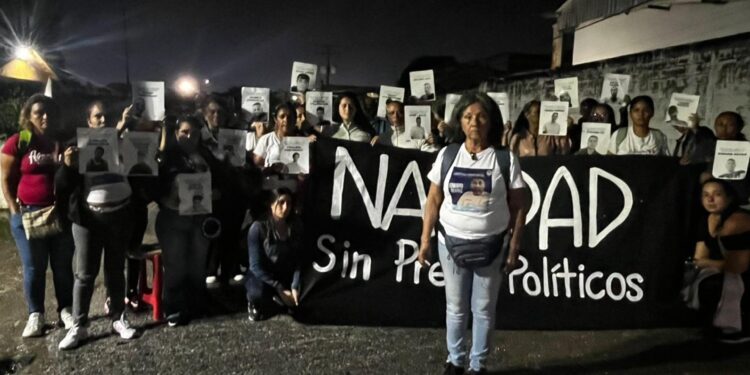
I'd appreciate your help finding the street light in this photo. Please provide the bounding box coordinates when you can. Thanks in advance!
[175,75,198,97]
[14,44,33,61]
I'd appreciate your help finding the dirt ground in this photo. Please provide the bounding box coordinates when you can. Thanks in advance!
[1,215,749,374]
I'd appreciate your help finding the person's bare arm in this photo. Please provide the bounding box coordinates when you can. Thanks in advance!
[418,183,444,266]
[505,187,528,272]
[0,153,20,214]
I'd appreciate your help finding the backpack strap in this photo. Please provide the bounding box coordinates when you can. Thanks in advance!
[17,129,32,157]
[495,147,511,194]
[615,128,627,153]
[439,143,461,187]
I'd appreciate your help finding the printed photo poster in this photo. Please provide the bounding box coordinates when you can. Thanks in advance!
[241,87,270,123]
[376,86,406,118]
[554,77,579,109]
[77,128,119,174]
[280,136,310,175]
[305,91,333,127]
[539,101,569,136]
[218,128,248,167]
[176,172,212,215]
[290,62,317,93]
[579,123,611,155]
[405,105,431,141]
[712,140,750,180]
[122,131,159,176]
[448,167,492,213]
[487,92,510,124]
[444,93,461,121]
[132,81,165,121]
[600,73,631,106]
[665,93,700,128]
[409,70,436,102]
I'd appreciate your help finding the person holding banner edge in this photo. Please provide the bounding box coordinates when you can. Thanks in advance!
[418,92,528,375]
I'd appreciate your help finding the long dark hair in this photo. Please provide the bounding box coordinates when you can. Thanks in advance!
[702,178,741,228]
[19,94,60,132]
[448,92,504,147]
[333,92,374,134]
[511,100,540,136]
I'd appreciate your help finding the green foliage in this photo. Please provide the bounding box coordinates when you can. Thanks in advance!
[0,87,25,140]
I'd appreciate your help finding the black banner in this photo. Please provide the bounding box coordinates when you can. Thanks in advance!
[296,138,702,329]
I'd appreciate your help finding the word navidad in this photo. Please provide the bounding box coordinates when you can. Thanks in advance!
[315,146,645,302]
[328,147,634,249]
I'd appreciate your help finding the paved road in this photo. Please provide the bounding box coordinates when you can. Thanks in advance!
[1,221,749,374]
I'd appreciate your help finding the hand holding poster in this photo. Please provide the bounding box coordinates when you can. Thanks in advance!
[122,131,159,176]
[176,172,212,215]
[405,105,431,141]
[578,123,611,155]
[376,86,406,118]
[600,74,631,106]
[281,136,310,175]
[554,77,579,109]
[305,91,333,127]
[218,128,248,167]
[487,92,510,124]
[291,62,317,93]
[539,101,569,136]
[132,81,165,121]
[408,70,436,102]
[666,93,700,128]
[77,128,119,174]
[241,87,270,123]
[444,93,461,121]
[713,140,750,180]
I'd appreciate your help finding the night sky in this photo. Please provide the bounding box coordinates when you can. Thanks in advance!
[14,0,564,90]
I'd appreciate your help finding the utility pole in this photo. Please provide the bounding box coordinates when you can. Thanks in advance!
[120,0,131,88]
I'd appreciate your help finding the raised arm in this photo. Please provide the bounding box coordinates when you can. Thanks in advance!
[418,183,444,266]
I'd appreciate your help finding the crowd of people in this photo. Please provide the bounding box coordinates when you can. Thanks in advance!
[1,82,748,372]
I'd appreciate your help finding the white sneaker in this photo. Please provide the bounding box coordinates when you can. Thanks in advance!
[230,273,245,285]
[22,312,45,338]
[60,307,74,329]
[205,276,218,286]
[58,326,88,350]
[112,318,136,340]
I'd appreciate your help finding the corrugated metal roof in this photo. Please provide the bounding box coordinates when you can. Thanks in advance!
[557,0,651,30]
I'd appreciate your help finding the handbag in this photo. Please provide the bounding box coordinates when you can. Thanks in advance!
[442,230,506,269]
[21,205,63,240]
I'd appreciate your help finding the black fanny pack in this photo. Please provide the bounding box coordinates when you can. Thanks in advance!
[441,228,507,269]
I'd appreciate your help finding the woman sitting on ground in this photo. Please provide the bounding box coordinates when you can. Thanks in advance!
[246,187,302,321]
[691,178,750,343]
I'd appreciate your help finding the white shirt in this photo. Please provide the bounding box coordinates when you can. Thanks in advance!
[246,132,260,152]
[329,123,371,142]
[427,144,525,240]
[253,132,283,167]
[380,126,437,152]
[608,126,670,155]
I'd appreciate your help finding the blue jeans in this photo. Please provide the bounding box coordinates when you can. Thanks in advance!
[9,210,75,315]
[438,240,504,371]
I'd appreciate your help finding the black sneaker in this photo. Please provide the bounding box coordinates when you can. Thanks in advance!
[443,361,464,375]
[466,368,487,375]
[247,303,264,322]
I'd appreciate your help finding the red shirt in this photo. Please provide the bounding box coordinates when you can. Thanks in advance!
[1,133,59,206]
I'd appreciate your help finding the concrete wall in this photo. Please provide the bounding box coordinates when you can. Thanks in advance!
[485,33,750,143]
[573,0,750,66]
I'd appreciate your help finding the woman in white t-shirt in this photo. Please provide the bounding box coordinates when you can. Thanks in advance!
[418,92,528,374]
[608,95,670,155]
[253,103,317,175]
